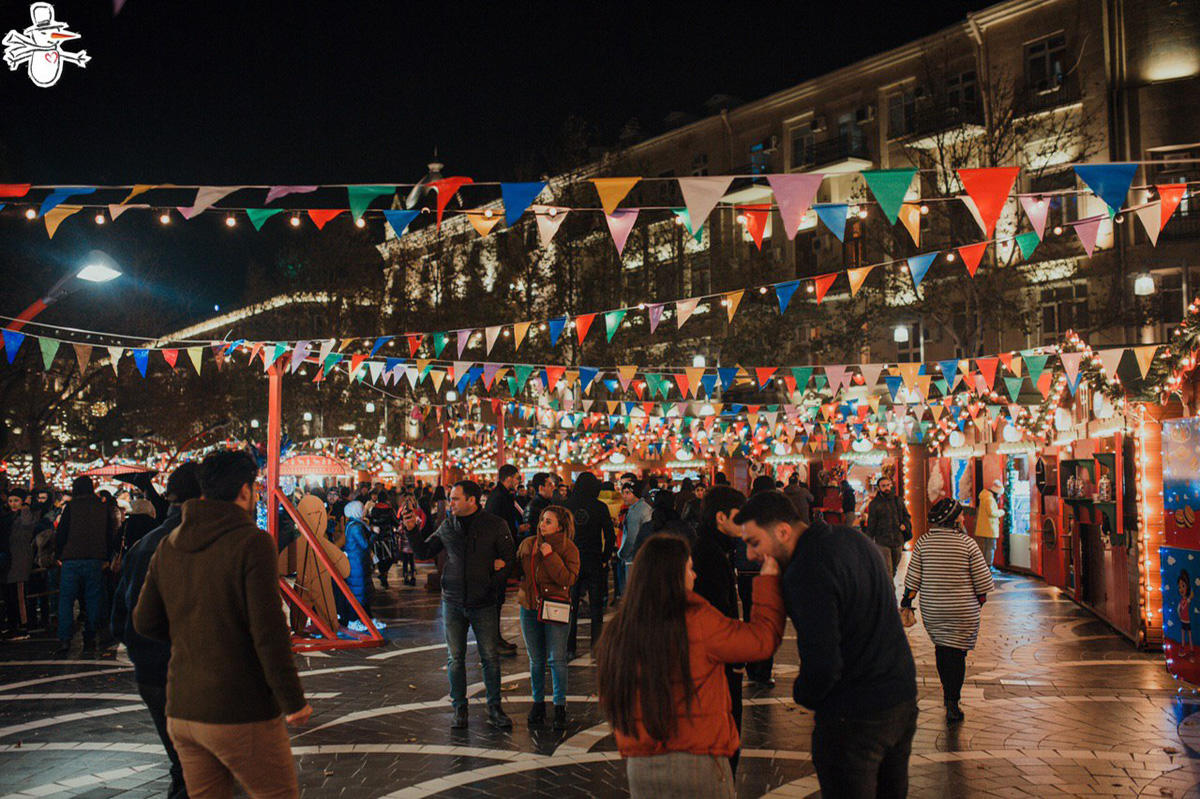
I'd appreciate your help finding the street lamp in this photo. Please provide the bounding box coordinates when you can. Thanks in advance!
[7,250,122,332]
[1134,273,1156,296]
[893,324,910,343]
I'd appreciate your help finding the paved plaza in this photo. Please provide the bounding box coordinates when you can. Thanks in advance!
[0,568,1197,798]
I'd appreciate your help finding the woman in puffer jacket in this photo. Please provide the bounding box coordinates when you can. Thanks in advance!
[338,500,374,625]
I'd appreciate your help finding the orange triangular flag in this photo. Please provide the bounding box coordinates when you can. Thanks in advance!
[465,211,501,237]
[512,322,531,350]
[898,203,922,247]
[575,313,596,344]
[813,273,839,303]
[958,241,989,277]
[957,167,1020,237]
[617,365,638,391]
[897,362,921,389]
[724,290,744,323]
[590,177,641,215]
[846,265,875,297]
[1134,346,1157,378]
[45,205,82,238]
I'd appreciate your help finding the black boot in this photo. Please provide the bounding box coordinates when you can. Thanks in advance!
[945,702,965,723]
[451,706,469,729]
[527,702,547,727]
[553,704,568,731]
[487,704,513,730]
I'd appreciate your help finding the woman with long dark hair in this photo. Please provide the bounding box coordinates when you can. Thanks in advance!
[596,533,783,798]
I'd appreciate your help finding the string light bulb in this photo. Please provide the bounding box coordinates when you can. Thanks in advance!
[355,217,366,228]
[225,215,237,227]
[858,208,869,220]
[94,213,105,225]
[159,212,171,224]
[919,204,929,215]
[290,215,301,227]
[24,208,35,220]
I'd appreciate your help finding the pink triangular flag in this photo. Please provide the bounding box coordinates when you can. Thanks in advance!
[676,298,700,329]
[265,185,318,204]
[180,186,242,220]
[1135,202,1161,246]
[1096,348,1124,380]
[604,209,639,255]
[108,203,147,220]
[647,303,665,334]
[1073,216,1104,256]
[531,205,568,247]
[677,176,732,233]
[485,326,502,354]
[824,365,852,393]
[1060,351,1083,387]
[859,363,884,388]
[1018,195,1049,239]
[456,329,472,357]
[767,173,824,239]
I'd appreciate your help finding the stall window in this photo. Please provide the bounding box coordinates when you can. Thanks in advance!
[1040,283,1089,344]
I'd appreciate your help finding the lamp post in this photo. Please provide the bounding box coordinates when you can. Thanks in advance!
[6,250,122,332]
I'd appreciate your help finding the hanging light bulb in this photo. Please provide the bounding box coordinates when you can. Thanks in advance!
[946,252,956,262]
[355,217,366,228]
[919,204,929,215]
[893,324,910,343]
[159,211,171,224]
[290,215,301,227]
[1134,273,1156,296]
[24,208,36,220]
[1053,225,1063,236]
[94,213,105,225]
[225,215,237,227]
[858,207,869,220]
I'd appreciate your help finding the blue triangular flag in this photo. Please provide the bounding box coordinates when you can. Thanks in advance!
[501,182,547,227]
[132,348,149,377]
[3,330,24,363]
[40,187,95,217]
[1073,163,1138,217]
[603,378,619,393]
[775,280,801,313]
[549,316,568,346]
[382,210,419,238]
[939,359,959,389]
[579,366,599,393]
[815,203,848,242]
[883,374,903,401]
[907,252,938,290]
[370,336,393,357]
[717,367,739,388]
[700,373,719,397]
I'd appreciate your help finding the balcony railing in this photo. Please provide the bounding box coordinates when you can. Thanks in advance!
[1161,211,1200,241]
[795,135,871,170]
[894,103,985,141]
[1015,75,1082,115]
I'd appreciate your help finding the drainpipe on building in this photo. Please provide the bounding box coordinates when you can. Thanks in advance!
[720,109,735,171]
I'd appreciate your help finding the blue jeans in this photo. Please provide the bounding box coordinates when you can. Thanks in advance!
[519,606,569,705]
[443,600,501,708]
[613,558,627,597]
[58,559,104,644]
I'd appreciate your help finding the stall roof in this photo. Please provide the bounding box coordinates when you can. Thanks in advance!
[280,454,352,476]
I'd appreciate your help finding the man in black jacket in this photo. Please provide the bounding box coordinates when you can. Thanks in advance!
[484,464,524,654]
[865,476,911,578]
[564,471,615,660]
[736,491,918,799]
[405,480,515,731]
[691,485,748,774]
[111,463,201,799]
[55,476,117,657]
[522,472,556,536]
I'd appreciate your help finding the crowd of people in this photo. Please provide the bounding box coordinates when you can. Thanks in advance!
[0,455,1007,798]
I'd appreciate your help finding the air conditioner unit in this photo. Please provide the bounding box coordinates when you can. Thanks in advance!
[857,104,876,124]
[812,115,827,133]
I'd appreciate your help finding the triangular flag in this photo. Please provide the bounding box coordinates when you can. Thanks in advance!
[531,205,568,247]
[501,182,547,226]
[482,363,502,390]
[549,316,568,346]
[132,349,149,377]
[590,177,641,215]
[813,273,838,304]
[1073,216,1104,256]
[107,346,124,374]
[576,313,596,343]
[1003,376,1025,400]
[617,366,638,391]
[456,329,472,358]
[117,184,153,204]
[308,209,343,230]
[846,265,875,297]
[513,365,536,393]
[73,343,92,374]
[767,173,824,239]
[545,366,566,393]
[1060,352,1084,394]
[907,252,938,291]
[718,367,739,388]
[825,365,851,394]
[861,169,917,224]
[513,322,531,350]
[433,333,448,357]
[485,326,502,354]
[957,167,1020,236]
[180,186,240,220]
[382,209,419,237]
[605,310,626,342]
[939,359,959,388]
[676,298,700,329]
[604,209,639,255]
[265,185,318,204]
[677,176,732,233]
[1019,195,1050,239]
[860,363,884,388]
[1074,163,1138,217]
[1158,183,1187,229]
[404,334,422,357]
[289,340,312,372]
[1097,349,1125,380]
[755,367,778,389]
[958,241,989,277]
[246,208,283,230]
[815,204,848,242]
[2,330,24,363]
[897,362,922,390]
[739,203,771,249]
[370,336,394,357]
[775,280,801,313]
[1134,346,1158,378]
[1023,353,1050,384]
[38,337,58,370]
[429,177,473,229]
[44,205,82,238]
[671,207,704,241]
[898,203,922,246]
[347,185,394,220]
[39,187,95,217]
[712,292,741,327]
[579,367,599,393]
[648,303,665,334]
[976,357,999,389]
[1135,202,1161,246]
[465,211,501,237]
[108,203,146,220]
[1014,231,1040,261]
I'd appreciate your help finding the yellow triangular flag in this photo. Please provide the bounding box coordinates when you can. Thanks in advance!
[466,211,501,237]
[898,203,922,247]
[513,321,531,351]
[120,184,158,204]
[929,404,944,422]
[45,205,82,238]
[915,373,933,400]
[430,369,446,392]
[684,367,705,397]
[846,265,876,297]
[1134,346,1158,378]
[897,362,922,389]
[187,346,203,375]
[1010,356,1023,378]
[720,290,742,323]
[617,365,638,389]
[565,369,579,388]
[416,358,431,377]
[590,177,641,215]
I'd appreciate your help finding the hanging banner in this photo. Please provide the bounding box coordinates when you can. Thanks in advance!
[767,173,824,239]
[957,167,1020,236]
[590,177,641,215]
[677,176,733,233]
[861,169,917,224]
[501,182,547,226]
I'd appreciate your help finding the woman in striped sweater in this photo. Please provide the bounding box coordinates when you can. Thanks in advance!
[900,498,994,723]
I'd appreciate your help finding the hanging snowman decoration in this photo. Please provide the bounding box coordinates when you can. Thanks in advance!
[3,3,89,88]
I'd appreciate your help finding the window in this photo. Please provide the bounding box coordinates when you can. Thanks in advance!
[1160,272,1185,325]
[1040,283,1089,344]
[887,89,921,138]
[1029,170,1078,227]
[790,124,814,169]
[691,153,709,177]
[1152,149,1198,218]
[657,170,675,203]
[947,70,977,110]
[748,136,776,174]
[896,321,923,362]
[1026,35,1067,93]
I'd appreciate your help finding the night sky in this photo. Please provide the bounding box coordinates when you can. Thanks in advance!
[0,0,996,327]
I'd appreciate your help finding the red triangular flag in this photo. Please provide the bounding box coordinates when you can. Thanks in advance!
[976,356,999,389]
[545,365,566,392]
[575,313,596,344]
[407,334,424,357]
[430,177,474,230]
[307,209,343,230]
[813,273,839,304]
[740,204,771,250]
[161,349,179,369]
[957,167,1020,236]
[1158,183,1187,229]
[957,241,989,277]
[754,366,778,389]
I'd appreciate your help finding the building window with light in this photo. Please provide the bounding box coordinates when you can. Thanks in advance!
[1025,34,1067,93]
[887,87,922,139]
[1040,283,1089,345]
[895,321,923,362]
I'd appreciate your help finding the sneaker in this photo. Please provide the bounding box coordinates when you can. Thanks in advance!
[527,701,547,727]
[451,706,469,730]
[370,619,388,630]
[347,620,368,633]
[553,704,568,731]
[945,702,965,723]
[486,704,513,731]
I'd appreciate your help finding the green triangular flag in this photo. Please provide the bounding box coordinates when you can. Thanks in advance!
[39,337,59,370]
[605,309,627,342]
[791,367,814,390]
[812,374,828,391]
[671,208,704,242]
[270,342,288,367]
[1023,352,1049,384]
[513,364,535,393]
[506,376,518,396]
[347,185,394,220]
[246,208,284,231]
[1014,231,1040,261]
[933,378,949,396]
[861,169,917,224]
[1004,375,1025,399]
[433,333,448,358]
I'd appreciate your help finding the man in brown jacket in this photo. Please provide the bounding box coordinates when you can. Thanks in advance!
[135,450,311,798]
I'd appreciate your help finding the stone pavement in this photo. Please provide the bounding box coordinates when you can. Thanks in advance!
[0,567,1198,798]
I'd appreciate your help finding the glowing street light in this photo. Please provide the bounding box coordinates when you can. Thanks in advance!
[6,250,123,332]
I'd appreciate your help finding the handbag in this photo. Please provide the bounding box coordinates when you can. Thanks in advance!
[530,537,571,625]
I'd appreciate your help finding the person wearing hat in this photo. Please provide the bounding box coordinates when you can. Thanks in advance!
[112,462,203,799]
[974,479,1006,567]
[900,498,994,723]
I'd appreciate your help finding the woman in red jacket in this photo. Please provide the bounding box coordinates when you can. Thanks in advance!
[596,533,783,798]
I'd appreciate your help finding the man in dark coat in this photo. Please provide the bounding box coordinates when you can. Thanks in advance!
[111,463,201,799]
[866,475,912,577]
[405,480,516,731]
[523,473,556,536]
[55,475,117,657]
[484,464,524,654]
[564,471,615,659]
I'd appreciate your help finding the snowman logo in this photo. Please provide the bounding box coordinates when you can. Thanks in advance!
[3,3,90,88]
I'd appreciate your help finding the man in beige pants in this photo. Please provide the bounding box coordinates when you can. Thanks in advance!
[136,451,312,798]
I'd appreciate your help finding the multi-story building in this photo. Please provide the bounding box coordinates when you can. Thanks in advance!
[379,0,1200,368]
